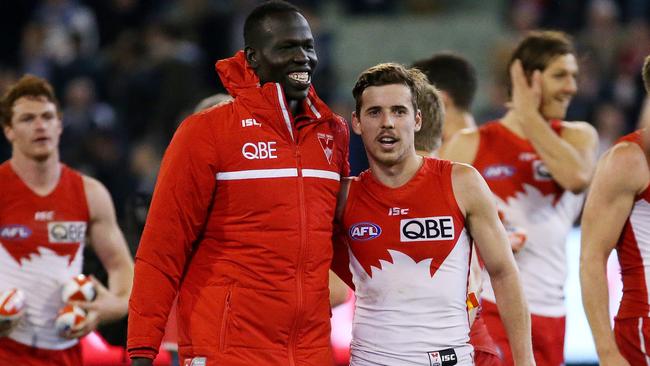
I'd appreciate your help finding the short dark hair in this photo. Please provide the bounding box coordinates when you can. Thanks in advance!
[0,74,59,127]
[508,30,574,93]
[412,52,477,111]
[352,63,419,116]
[410,69,444,153]
[642,55,650,94]
[244,1,302,47]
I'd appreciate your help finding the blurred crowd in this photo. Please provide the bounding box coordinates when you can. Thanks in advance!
[0,0,649,326]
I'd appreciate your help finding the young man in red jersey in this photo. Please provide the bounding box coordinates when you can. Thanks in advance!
[441,31,598,366]
[127,1,350,365]
[0,75,134,365]
[581,55,650,366]
[331,63,534,366]
[412,53,503,366]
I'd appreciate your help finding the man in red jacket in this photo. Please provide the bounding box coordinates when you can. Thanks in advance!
[128,1,350,366]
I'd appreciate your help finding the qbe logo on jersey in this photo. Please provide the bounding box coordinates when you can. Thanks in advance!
[400,216,454,242]
[428,348,458,366]
[48,221,87,243]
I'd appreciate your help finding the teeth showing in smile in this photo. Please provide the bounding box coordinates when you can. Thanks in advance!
[288,72,309,83]
[379,137,396,143]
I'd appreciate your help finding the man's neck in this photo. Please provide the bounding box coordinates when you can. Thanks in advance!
[369,153,423,188]
[443,108,476,142]
[500,110,536,139]
[10,152,61,195]
[288,99,302,117]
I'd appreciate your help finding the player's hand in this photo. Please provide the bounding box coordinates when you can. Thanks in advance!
[64,276,128,339]
[508,59,543,121]
[0,316,21,337]
[131,358,154,366]
[599,350,631,366]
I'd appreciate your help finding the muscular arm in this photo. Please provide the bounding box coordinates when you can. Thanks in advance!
[128,114,218,361]
[83,177,134,321]
[580,142,648,366]
[452,164,534,365]
[509,60,598,193]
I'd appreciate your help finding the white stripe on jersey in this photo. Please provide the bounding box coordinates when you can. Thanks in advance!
[638,317,650,365]
[216,168,340,181]
[631,200,650,316]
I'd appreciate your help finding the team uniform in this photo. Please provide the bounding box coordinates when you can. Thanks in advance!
[0,163,89,365]
[335,157,474,366]
[472,121,583,366]
[127,51,350,366]
[611,130,650,365]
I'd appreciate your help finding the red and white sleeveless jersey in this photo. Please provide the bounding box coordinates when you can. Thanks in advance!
[473,121,583,316]
[615,130,650,319]
[341,158,473,365]
[0,162,89,350]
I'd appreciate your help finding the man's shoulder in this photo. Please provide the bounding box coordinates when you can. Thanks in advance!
[559,120,598,138]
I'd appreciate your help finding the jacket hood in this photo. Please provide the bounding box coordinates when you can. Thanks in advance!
[215,51,333,124]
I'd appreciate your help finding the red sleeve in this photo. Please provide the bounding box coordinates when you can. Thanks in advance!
[127,113,218,358]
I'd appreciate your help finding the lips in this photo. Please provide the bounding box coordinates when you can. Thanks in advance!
[287,72,311,87]
[377,135,398,149]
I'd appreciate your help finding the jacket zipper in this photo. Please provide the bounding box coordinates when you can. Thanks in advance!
[219,287,232,352]
[288,148,307,366]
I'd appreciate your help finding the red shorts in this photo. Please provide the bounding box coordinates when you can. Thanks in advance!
[470,314,503,366]
[614,317,650,365]
[482,300,565,366]
[0,337,82,366]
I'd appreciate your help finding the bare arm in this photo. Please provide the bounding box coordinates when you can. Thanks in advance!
[67,176,134,339]
[509,60,598,193]
[580,142,648,366]
[452,163,534,366]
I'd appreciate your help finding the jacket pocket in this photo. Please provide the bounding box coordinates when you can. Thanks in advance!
[219,286,233,352]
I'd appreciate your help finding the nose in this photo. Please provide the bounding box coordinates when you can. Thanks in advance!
[565,76,577,95]
[293,47,309,64]
[380,113,395,129]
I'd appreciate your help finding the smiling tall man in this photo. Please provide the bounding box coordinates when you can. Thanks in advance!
[441,31,598,366]
[127,1,350,366]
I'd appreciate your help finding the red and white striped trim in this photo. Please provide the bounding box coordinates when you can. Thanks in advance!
[216,168,340,181]
[275,83,294,141]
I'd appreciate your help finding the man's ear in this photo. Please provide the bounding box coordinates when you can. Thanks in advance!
[414,109,422,132]
[3,124,14,143]
[351,111,362,136]
[245,47,258,69]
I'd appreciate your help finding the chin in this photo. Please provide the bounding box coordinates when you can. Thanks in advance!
[285,88,310,102]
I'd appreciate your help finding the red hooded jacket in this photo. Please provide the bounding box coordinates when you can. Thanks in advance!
[127,51,350,366]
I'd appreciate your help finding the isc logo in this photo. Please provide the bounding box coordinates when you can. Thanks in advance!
[241,118,261,127]
[242,142,277,160]
[400,216,454,242]
[0,225,32,240]
[349,222,382,241]
[428,348,457,366]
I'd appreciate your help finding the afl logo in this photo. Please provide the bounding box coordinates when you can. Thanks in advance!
[349,222,382,241]
[0,225,32,240]
[483,164,515,180]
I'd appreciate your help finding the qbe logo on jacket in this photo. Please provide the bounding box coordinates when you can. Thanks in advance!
[400,216,454,242]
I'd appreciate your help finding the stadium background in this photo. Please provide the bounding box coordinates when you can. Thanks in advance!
[0,0,649,365]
